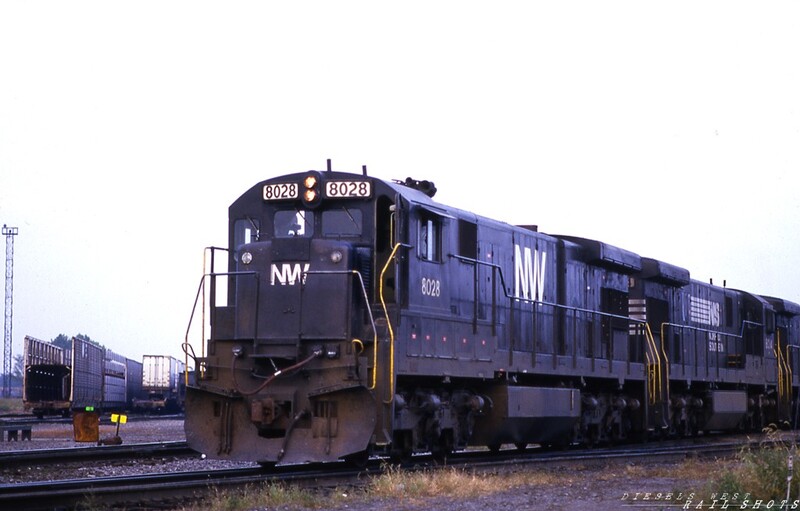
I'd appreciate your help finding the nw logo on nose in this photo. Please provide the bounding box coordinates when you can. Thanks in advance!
[270,263,310,286]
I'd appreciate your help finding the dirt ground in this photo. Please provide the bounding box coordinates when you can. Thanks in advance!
[0,416,186,451]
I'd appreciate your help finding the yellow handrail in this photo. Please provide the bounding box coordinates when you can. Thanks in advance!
[644,323,662,405]
[775,330,790,408]
[658,323,671,403]
[775,331,782,403]
[782,333,791,403]
[785,341,795,401]
[377,243,402,403]
[644,351,655,405]
[775,351,784,406]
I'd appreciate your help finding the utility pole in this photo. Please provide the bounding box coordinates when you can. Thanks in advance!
[2,225,18,398]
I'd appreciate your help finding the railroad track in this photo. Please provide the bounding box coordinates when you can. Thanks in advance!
[0,413,185,423]
[0,461,367,510]
[0,440,192,468]
[0,438,756,510]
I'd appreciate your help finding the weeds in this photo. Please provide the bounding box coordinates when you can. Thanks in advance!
[184,482,326,511]
[0,398,23,413]
[706,425,800,502]
[183,464,559,511]
[368,464,509,499]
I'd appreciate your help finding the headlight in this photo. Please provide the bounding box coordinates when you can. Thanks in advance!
[241,252,253,265]
[330,250,343,263]
[301,171,322,207]
[303,188,318,202]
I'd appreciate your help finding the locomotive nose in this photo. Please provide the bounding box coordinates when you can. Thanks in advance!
[185,382,377,465]
[185,234,379,464]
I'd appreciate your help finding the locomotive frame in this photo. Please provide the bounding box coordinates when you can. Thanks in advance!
[183,165,800,464]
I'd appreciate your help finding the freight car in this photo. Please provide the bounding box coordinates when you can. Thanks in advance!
[23,336,70,417]
[23,336,144,417]
[125,357,144,409]
[132,355,186,412]
[183,165,800,465]
[25,336,105,417]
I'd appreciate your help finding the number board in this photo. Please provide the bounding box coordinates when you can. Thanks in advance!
[325,180,372,199]
[263,183,299,201]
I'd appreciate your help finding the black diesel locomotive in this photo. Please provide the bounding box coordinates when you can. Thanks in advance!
[183,165,800,464]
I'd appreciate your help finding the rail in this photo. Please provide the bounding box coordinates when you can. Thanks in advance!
[183,246,259,381]
[449,253,654,340]
[183,247,387,393]
[658,320,762,380]
[450,253,665,406]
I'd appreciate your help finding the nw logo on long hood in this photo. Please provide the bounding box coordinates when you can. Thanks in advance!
[514,244,547,302]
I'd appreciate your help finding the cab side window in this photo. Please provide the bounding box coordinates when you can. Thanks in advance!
[418,213,441,262]
[234,218,260,248]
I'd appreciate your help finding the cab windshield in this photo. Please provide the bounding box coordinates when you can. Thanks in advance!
[273,207,364,239]
[274,210,313,238]
[322,208,362,237]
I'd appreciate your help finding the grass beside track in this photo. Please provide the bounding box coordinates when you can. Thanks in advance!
[177,465,566,511]
[177,428,800,511]
[174,461,712,511]
[0,398,24,414]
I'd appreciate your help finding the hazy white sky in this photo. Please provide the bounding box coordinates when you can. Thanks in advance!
[1,2,799,364]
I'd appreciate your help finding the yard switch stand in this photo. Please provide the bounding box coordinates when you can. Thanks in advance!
[111,413,127,437]
[98,413,127,445]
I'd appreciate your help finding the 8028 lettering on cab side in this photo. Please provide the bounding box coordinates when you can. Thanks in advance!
[183,163,800,465]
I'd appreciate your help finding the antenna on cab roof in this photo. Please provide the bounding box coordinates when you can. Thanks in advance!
[362,165,368,176]
[326,159,332,172]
